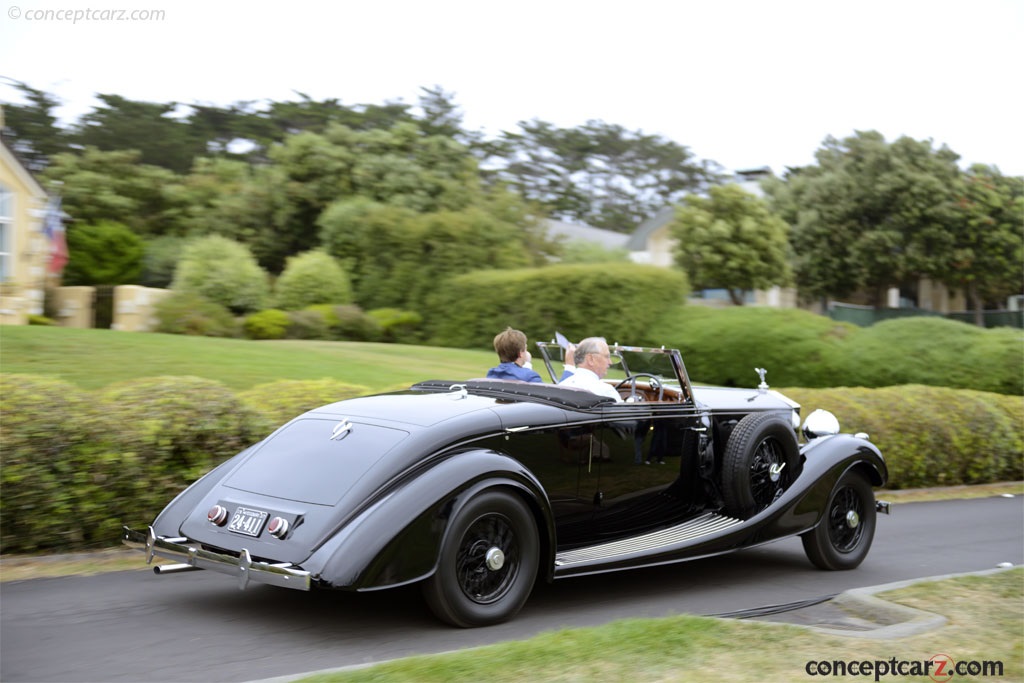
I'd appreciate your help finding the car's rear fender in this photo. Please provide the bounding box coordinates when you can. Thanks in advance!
[303,448,554,591]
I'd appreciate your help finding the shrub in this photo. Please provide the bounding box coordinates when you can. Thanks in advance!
[97,376,263,520]
[274,250,353,310]
[140,235,187,289]
[648,306,857,388]
[843,318,1023,395]
[237,379,371,436]
[369,308,423,343]
[0,375,136,553]
[783,385,1024,489]
[321,304,383,341]
[243,309,290,340]
[286,309,330,340]
[171,235,270,314]
[27,314,55,325]
[153,290,239,337]
[427,263,689,349]
[62,220,145,286]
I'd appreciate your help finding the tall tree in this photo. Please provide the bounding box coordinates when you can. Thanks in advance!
[940,164,1024,323]
[0,80,69,171]
[670,184,792,305]
[765,131,962,307]
[42,147,185,237]
[487,119,723,231]
[71,94,205,173]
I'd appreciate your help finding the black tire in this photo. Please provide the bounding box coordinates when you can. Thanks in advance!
[801,470,876,570]
[721,412,800,519]
[423,490,539,627]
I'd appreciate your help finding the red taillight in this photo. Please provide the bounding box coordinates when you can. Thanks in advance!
[207,505,228,526]
[267,516,289,539]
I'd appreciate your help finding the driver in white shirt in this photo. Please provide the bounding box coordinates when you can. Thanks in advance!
[558,337,622,402]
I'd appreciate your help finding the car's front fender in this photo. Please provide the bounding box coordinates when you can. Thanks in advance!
[302,448,554,591]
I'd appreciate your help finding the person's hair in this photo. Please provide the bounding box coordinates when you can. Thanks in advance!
[493,327,528,363]
[574,337,607,365]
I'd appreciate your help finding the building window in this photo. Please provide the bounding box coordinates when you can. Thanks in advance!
[0,182,12,283]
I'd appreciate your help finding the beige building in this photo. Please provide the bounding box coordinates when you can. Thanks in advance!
[0,135,53,325]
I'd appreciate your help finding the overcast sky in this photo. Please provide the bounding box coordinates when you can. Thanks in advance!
[2,0,1022,176]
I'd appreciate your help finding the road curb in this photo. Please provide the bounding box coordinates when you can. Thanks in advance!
[757,566,1018,639]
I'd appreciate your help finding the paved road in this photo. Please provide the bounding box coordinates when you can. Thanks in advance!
[2,496,1021,683]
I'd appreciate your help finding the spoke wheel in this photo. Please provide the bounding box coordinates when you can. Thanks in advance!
[802,470,876,570]
[423,490,539,627]
[721,412,800,519]
[454,514,520,605]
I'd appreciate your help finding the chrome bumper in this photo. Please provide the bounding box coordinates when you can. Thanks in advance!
[121,526,312,591]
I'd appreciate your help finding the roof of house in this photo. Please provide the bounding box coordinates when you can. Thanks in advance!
[624,205,675,251]
[544,218,630,250]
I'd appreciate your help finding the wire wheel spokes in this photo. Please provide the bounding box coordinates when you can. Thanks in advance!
[455,514,519,604]
[827,485,865,553]
[748,438,788,508]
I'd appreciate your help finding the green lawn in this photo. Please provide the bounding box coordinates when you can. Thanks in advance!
[0,325,497,391]
[297,569,1022,683]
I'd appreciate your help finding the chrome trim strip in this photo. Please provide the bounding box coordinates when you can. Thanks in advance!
[555,512,743,566]
[122,525,311,591]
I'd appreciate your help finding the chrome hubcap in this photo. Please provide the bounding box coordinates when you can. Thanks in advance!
[485,547,505,571]
[845,510,860,529]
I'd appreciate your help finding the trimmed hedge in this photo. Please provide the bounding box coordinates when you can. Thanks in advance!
[237,379,370,437]
[0,375,134,552]
[427,263,690,349]
[649,306,1023,395]
[784,385,1024,489]
[1,373,1020,554]
[96,377,265,522]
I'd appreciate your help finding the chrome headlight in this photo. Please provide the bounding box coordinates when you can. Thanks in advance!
[802,409,840,440]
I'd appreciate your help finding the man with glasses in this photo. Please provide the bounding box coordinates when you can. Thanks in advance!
[558,337,622,402]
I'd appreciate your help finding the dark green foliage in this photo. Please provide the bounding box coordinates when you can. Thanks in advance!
[273,250,353,310]
[97,376,263,521]
[427,263,689,349]
[237,379,371,437]
[368,308,424,344]
[0,375,139,552]
[784,386,1023,489]
[243,309,290,340]
[843,318,1023,395]
[152,291,239,337]
[62,220,145,286]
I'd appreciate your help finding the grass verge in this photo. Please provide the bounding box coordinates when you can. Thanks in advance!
[293,569,1022,683]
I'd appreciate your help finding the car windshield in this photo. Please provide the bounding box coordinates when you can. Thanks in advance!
[535,341,687,392]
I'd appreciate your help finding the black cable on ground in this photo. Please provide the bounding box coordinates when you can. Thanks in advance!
[704,593,838,619]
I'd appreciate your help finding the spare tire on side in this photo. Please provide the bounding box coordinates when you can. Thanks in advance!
[721,412,800,519]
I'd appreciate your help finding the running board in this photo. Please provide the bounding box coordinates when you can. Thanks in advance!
[555,512,744,567]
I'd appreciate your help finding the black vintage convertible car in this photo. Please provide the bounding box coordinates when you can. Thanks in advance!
[123,342,889,627]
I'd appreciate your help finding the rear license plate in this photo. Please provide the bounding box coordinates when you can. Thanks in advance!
[227,507,268,537]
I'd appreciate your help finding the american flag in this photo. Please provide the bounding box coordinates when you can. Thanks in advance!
[42,197,68,276]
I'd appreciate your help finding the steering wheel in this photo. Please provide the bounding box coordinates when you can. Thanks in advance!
[614,373,664,402]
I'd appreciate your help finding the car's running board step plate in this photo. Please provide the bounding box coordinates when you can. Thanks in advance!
[555,512,743,566]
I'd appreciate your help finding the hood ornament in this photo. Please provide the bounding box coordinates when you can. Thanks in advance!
[755,367,769,392]
[330,419,353,441]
